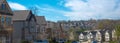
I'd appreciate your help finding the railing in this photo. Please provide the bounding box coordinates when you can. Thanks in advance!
[0,25,13,34]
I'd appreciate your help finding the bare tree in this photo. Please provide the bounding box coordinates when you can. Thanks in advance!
[29,6,39,16]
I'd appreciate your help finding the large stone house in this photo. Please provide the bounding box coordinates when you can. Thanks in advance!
[0,0,13,43]
[12,10,37,43]
[35,16,47,40]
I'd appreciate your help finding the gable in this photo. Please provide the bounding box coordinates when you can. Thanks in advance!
[36,16,46,25]
[27,13,36,22]
[13,10,36,21]
[0,0,13,15]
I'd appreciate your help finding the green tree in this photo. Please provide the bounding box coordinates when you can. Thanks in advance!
[69,28,85,41]
[96,20,115,29]
[115,24,120,41]
[21,40,30,43]
[68,28,74,40]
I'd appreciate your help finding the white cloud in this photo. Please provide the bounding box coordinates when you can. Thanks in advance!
[63,0,120,20]
[33,5,68,21]
[8,2,27,10]
[34,5,66,15]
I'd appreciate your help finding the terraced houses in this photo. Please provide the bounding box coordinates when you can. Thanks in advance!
[0,0,119,43]
[0,0,47,43]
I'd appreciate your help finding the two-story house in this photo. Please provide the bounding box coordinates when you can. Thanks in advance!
[105,30,110,42]
[35,16,47,40]
[79,32,84,41]
[112,29,117,41]
[12,10,36,43]
[0,0,13,43]
[96,31,102,42]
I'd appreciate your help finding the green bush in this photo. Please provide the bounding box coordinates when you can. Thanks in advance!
[0,41,2,43]
[109,41,117,43]
[49,39,58,43]
[21,40,30,43]
[65,40,72,43]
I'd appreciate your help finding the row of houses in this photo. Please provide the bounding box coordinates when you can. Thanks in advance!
[46,21,67,40]
[78,29,117,43]
[0,0,119,43]
[12,10,47,43]
[0,0,48,43]
[57,20,119,42]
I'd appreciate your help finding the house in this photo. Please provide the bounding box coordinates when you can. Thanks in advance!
[87,32,93,40]
[105,30,110,42]
[46,21,65,40]
[46,21,56,39]
[12,10,37,43]
[96,31,102,42]
[0,0,13,43]
[79,33,84,41]
[112,29,117,41]
[35,16,47,40]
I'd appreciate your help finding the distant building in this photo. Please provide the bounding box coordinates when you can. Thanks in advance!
[12,10,37,43]
[112,29,117,41]
[105,30,110,42]
[35,16,47,40]
[0,0,13,43]
[79,33,84,41]
[46,21,59,39]
[96,31,102,42]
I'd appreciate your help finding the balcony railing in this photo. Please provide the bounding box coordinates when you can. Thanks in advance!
[0,24,13,34]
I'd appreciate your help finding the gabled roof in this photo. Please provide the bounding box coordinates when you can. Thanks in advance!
[0,0,13,15]
[36,16,46,25]
[12,10,32,21]
[0,0,4,7]
[91,31,97,35]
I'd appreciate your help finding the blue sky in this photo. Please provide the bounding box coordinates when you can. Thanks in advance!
[7,0,120,21]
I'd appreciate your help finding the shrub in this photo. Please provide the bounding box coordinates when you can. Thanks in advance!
[21,40,30,43]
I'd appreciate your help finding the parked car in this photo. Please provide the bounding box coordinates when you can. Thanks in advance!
[34,40,49,43]
[72,41,78,43]
[92,40,97,43]
[57,39,66,43]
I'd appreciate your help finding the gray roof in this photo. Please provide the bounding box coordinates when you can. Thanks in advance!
[0,0,4,5]
[12,10,31,21]
[0,0,13,14]
[36,16,46,25]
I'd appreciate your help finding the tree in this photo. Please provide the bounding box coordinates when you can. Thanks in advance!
[68,28,74,40]
[29,6,39,16]
[115,24,120,40]
[96,20,115,29]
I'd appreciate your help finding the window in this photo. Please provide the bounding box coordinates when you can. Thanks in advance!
[0,15,1,23]
[6,17,11,26]
[1,4,5,10]
[1,16,4,25]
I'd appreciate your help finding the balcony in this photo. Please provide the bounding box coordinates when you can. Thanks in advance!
[0,25,13,34]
